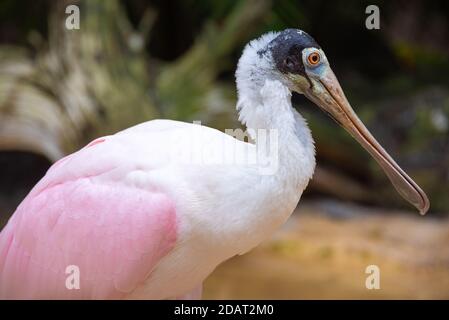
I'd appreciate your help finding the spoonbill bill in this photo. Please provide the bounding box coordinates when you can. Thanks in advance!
[0,29,429,299]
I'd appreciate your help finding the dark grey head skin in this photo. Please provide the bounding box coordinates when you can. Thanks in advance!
[254,29,326,93]
[267,29,321,78]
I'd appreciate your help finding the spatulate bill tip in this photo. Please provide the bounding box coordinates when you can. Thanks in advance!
[417,197,430,215]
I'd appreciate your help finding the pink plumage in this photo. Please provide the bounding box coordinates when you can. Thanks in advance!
[0,137,177,299]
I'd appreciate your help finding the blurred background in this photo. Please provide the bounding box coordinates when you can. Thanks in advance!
[0,0,448,298]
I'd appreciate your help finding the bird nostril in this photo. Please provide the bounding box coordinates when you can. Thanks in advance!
[284,57,295,69]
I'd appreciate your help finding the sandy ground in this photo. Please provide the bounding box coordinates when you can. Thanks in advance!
[1,199,448,299]
[204,201,449,299]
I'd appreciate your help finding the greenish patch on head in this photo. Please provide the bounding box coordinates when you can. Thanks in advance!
[287,73,310,93]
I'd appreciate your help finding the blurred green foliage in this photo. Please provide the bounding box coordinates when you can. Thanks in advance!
[0,0,448,213]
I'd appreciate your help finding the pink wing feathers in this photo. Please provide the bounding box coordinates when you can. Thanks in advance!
[0,136,178,299]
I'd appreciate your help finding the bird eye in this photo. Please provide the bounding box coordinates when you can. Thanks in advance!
[307,52,321,65]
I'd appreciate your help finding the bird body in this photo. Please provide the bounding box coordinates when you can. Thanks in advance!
[0,113,314,299]
[0,30,428,299]
[0,97,315,299]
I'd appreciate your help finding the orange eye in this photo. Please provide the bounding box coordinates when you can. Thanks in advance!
[307,52,321,65]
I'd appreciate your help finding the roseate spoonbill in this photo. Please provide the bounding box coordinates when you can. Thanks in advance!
[0,29,429,299]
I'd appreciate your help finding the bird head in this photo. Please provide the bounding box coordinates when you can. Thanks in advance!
[265,29,429,214]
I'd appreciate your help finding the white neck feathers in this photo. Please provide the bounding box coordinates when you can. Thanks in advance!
[235,32,316,188]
